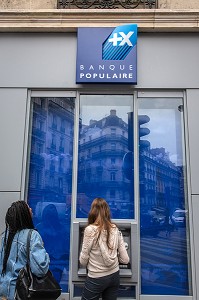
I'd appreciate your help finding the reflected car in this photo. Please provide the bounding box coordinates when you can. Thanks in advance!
[171,209,187,227]
[148,210,166,227]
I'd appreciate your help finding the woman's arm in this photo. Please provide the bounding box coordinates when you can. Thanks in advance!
[79,226,96,267]
[29,230,50,277]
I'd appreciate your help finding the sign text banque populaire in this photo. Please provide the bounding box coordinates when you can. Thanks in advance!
[76,24,137,84]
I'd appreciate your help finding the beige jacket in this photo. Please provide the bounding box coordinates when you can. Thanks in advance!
[79,224,129,278]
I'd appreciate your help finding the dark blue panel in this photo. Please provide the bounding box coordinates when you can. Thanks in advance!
[27,97,75,292]
[139,98,191,295]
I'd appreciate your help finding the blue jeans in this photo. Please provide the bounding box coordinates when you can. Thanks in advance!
[81,270,120,300]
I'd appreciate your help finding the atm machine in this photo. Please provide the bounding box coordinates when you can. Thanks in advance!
[70,221,138,300]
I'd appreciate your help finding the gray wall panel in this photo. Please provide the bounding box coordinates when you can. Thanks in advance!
[186,89,199,194]
[0,192,20,234]
[0,33,77,88]
[0,33,199,89]
[137,34,199,89]
[0,88,27,191]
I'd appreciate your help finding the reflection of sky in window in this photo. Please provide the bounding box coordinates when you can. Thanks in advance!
[81,106,131,125]
[80,96,184,166]
[139,109,179,163]
[80,95,133,125]
[139,97,183,166]
[140,109,183,166]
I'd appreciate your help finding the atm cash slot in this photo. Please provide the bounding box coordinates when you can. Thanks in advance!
[78,267,132,278]
[78,226,132,278]
[78,268,87,276]
[78,265,132,278]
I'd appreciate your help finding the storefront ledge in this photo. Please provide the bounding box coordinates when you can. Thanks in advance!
[0,9,199,32]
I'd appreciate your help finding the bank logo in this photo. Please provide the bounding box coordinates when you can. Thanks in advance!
[102,24,137,60]
[76,24,137,83]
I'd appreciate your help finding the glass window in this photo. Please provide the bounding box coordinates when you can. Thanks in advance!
[76,95,134,219]
[139,98,191,295]
[111,158,116,165]
[111,128,116,136]
[27,97,75,292]
[110,172,116,181]
[111,143,116,151]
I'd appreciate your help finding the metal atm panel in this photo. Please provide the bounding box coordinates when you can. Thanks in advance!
[71,221,138,285]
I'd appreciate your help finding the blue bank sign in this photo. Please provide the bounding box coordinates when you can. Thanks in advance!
[76,24,137,84]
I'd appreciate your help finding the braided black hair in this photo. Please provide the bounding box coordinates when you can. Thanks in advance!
[2,200,34,275]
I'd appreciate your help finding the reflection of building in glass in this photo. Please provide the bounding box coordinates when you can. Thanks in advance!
[140,147,183,213]
[77,109,183,218]
[27,97,75,291]
[77,109,133,218]
[28,97,74,219]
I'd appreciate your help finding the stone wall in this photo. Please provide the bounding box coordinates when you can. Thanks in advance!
[0,0,57,9]
[0,0,199,9]
[159,0,199,9]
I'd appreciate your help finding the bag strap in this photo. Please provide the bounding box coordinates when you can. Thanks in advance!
[26,229,34,265]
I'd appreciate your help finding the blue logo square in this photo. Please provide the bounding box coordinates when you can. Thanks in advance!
[76,24,137,84]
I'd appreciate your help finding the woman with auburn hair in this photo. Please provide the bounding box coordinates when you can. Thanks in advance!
[79,197,129,300]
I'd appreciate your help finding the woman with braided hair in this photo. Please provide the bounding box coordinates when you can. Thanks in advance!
[79,198,129,300]
[0,201,50,300]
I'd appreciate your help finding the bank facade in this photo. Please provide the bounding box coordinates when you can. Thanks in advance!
[0,2,199,300]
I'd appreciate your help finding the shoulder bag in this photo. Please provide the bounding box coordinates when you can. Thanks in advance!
[15,229,62,300]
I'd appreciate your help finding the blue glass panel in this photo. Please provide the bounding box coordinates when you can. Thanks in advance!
[27,97,75,292]
[76,95,134,219]
[139,98,191,295]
